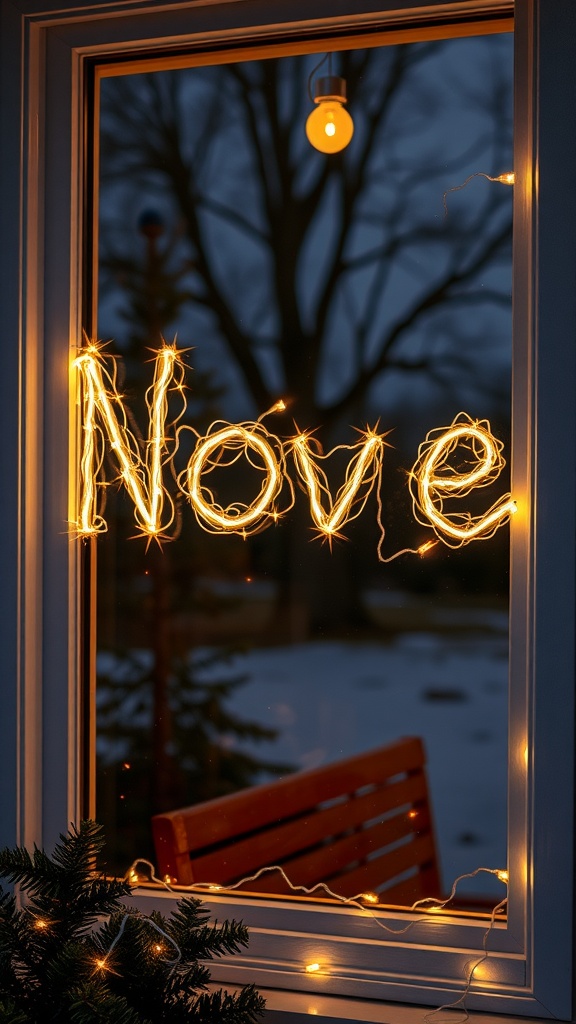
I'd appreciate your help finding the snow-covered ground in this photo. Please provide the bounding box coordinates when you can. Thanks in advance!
[98,613,508,900]
[206,621,508,899]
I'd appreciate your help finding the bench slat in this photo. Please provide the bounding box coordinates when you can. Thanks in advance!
[152,737,441,901]
[168,737,426,854]
[184,772,429,884]
[325,833,438,899]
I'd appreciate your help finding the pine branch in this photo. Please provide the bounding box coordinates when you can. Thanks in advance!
[168,900,250,961]
[69,982,145,1024]
[0,823,265,1022]
[193,986,266,1024]
[0,998,31,1024]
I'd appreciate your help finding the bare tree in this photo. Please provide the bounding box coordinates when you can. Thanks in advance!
[97,36,513,631]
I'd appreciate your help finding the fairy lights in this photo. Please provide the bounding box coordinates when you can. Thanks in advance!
[91,907,181,976]
[180,418,291,536]
[74,341,185,538]
[74,344,514,553]
[360,892,379,904]
[290,428,385,543]
[409,413,517,547]
[127,854,508,1020]
[443,170,515,215]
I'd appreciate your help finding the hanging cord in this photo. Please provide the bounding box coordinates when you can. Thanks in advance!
[307,53,330,102]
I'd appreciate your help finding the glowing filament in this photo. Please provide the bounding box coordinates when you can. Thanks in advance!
[291,430,385,542]
[74,343,184,538]
[360,892,379,904]
[306,963,321,973]
[410,413,516,547]
[181,421,290,536]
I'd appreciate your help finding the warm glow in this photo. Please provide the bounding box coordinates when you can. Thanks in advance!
[74,346,515,555]
[305,962,321,973]
[410,413,516,546]
[496,171,515,184]
[74,342,185,538]
[291,429,385,543]
[360,891,379,904]
[181,421,290,536]
[34,919,49,930]
[496,869,509,885]
[306,101,354,153]
[417,540,437,556]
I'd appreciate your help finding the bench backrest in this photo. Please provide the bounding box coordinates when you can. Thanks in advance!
[152,736,440,905]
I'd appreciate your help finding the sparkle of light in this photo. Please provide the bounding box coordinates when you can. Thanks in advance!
[409,413,516,547]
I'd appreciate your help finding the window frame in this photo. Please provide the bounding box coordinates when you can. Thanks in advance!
[1,1,575,1020]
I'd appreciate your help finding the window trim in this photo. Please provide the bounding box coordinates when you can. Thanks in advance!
[1,1,575,1020]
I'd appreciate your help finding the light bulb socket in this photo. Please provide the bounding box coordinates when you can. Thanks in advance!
[314,76,347,104]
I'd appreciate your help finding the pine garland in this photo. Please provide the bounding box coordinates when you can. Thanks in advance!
[0,821,265,1023]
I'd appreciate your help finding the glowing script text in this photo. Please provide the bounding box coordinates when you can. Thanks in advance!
[74,343,515,554]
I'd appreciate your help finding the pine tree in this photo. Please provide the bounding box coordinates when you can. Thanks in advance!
[0,821,265,1024]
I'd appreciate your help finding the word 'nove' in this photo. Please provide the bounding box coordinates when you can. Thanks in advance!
[74,342,516,555]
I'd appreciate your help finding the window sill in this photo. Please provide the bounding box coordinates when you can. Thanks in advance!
[209,986,553,1024]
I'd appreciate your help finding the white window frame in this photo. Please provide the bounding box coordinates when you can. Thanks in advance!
[1,1,575,1021]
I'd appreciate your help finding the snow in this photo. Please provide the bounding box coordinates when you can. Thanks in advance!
[202,621,508,898]
[98,613,509,900]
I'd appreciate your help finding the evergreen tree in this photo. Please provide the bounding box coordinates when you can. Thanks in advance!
[0,821,265,1024]
[95,212,293,873]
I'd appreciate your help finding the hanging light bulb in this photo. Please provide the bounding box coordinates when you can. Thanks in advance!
[306,75,354,154]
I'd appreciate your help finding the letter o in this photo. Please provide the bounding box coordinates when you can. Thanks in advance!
[185,425,281,533]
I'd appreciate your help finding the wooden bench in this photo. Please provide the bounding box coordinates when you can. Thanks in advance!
[152,736,441,905]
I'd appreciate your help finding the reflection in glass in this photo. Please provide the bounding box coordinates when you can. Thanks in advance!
[94,32,513,908]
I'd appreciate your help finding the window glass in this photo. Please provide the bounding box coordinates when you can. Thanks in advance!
[93,31,513,908]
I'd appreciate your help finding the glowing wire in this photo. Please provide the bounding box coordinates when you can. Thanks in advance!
[126,858,507,939]
[409,413,516,548]
[74,342,186,538]
[74,348,515,555]
[443,171,515,215]
[290,428,386,543]
[178,417,294,536]
[128,854,508,1021]
[93,908,181,975]
[423,895,508,1024]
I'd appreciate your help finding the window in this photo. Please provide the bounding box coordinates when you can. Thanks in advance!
[1,1,575,1021]
[94,34,513,908]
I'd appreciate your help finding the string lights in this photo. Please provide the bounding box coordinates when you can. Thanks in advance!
[290,427,386,544]
[90,909,182,978]
[74,345,514,553]
[409,413,517,548]
[178,411,294,537]
[125,855,508,1018]
[74,341,186,539]
[443,171,515,215]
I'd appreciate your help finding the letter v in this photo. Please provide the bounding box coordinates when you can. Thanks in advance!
[290,429,385,541]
